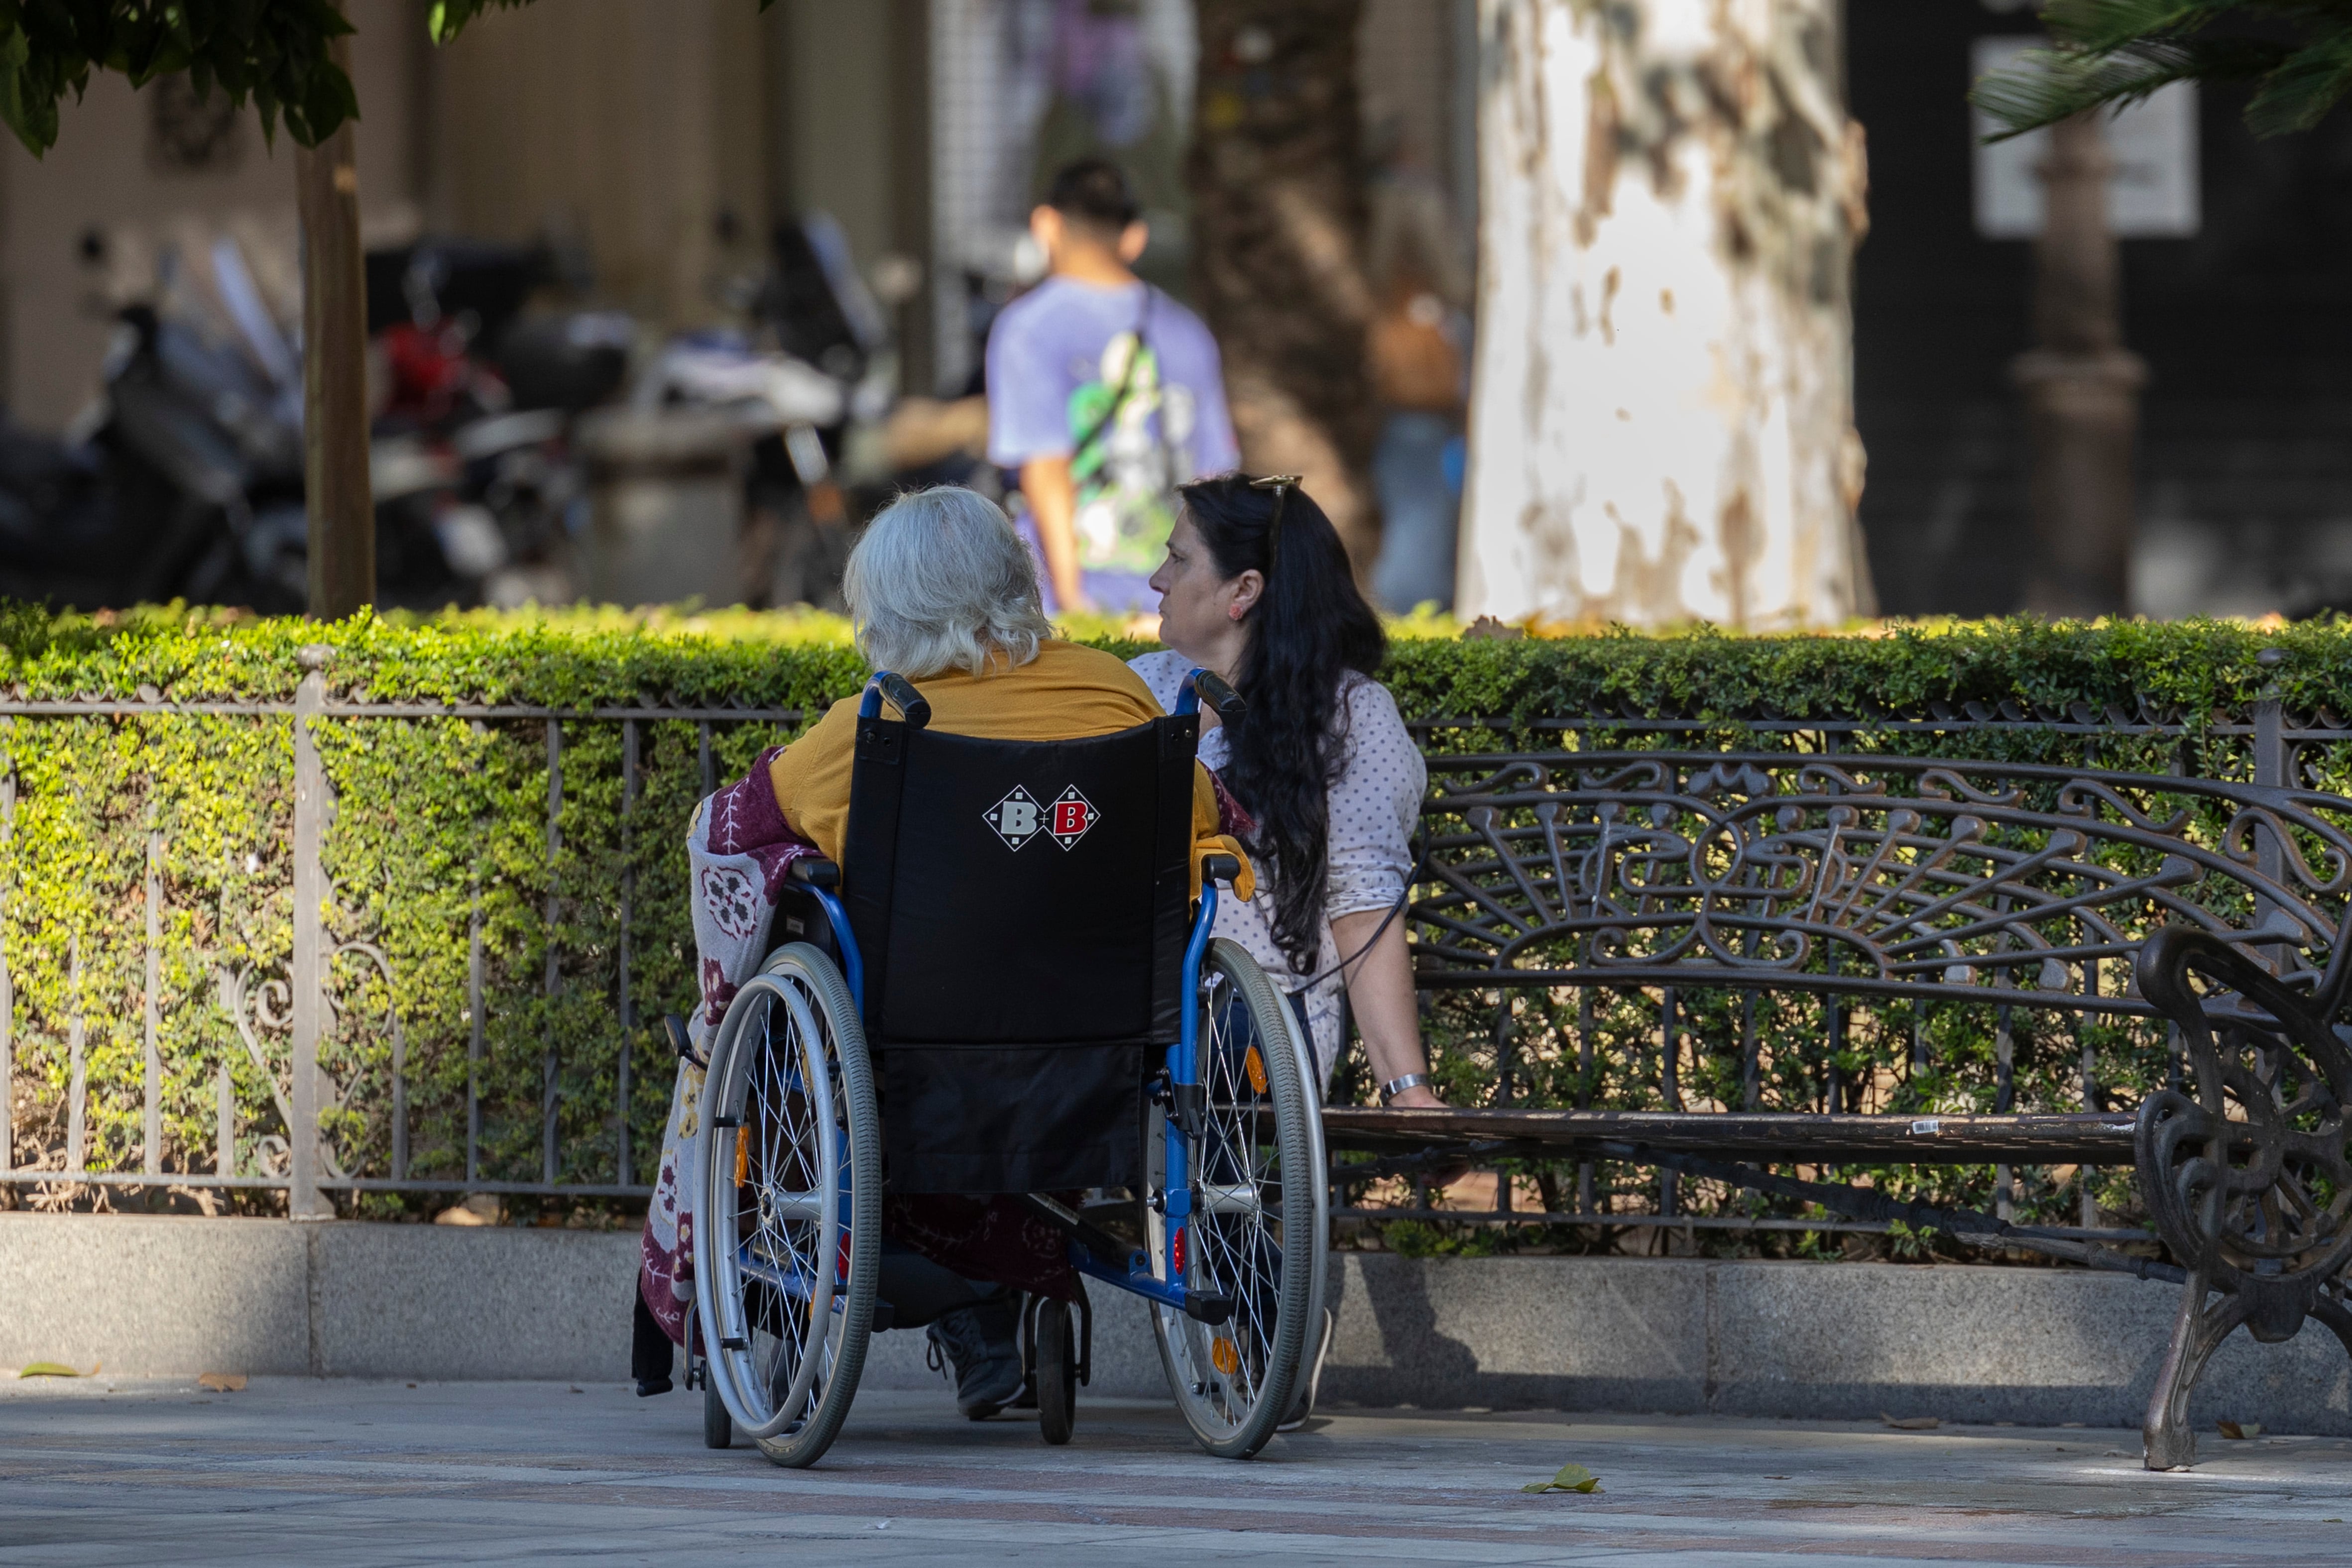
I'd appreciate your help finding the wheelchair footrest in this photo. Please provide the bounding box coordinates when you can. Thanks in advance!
[1182,1291,1234,1327]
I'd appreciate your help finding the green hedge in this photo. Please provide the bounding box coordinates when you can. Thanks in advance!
[9,603,2334,718]
[0,605,2343,1232]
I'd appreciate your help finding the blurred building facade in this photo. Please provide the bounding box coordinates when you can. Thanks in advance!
[0,0,1477,433]
[7,1,2347,621]
[1853,0,2352,620]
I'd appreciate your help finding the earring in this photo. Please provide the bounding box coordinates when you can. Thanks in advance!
[1228,604,1244,621]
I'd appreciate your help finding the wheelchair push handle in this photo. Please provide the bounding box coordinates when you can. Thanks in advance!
[787,857,839,888]
[859,671,932,729]
[1176,669,1245,724]
[1201,852,1244,888]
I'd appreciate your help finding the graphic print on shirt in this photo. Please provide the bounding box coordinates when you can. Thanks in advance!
[1048,786,1098,850]
[1068,329,1195,576]
[984,784,1046,850]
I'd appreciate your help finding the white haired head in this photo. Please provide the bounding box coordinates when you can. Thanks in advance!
[842,486,1052,679]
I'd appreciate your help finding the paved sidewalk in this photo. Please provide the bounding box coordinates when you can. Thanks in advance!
[2,1376,2349,1565]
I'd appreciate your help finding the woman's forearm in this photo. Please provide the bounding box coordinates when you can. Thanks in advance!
[1329,909,1442,1107]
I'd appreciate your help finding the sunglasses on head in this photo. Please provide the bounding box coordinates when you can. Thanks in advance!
[1248,473,1303,573]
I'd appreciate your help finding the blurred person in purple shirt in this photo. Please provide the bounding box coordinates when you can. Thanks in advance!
[987,159,1238,614]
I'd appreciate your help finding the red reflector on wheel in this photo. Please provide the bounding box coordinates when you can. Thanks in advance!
[836,1228,852,1286]
[1172,1225,1185,1275]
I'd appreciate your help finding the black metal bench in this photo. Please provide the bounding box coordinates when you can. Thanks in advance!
[1327,743,2352,1469]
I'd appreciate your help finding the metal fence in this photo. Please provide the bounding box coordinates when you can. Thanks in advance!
[0,649,799,1214]
[6,656,2346,1238]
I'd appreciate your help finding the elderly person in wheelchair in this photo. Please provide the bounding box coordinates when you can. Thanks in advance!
[636,485,1324,1467]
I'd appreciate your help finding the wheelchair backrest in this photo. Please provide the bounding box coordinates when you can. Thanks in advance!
[840,701,1198,1194]
[842,706,1196,1050]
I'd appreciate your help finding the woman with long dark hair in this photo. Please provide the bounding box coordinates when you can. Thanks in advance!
[1130,473,1442,1110]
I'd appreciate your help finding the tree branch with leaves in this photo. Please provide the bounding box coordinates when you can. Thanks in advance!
[0,0,361,154]
[1972,0,2352,141]
[0,0,715,157]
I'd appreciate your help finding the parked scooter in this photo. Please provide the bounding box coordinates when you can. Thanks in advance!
[0,292,312,610]
[0,223,639,613]
[687,211,972,609]
[368,238,632,606]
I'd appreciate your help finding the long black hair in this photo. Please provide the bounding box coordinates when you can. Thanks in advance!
[1178,474,1385,975]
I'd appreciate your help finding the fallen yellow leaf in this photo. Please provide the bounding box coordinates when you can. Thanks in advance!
[197,1372,248,1392]
[2217,1420,2262,1440]
[1881,1412,1941,1431]
[19,1362,84,1378]
[1523,1461,1602,1494]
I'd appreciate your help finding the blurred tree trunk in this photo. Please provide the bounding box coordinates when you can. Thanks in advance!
[1458,0,1874,629]
[296,13,374,618]
[2015,112,2143,617]
[1188,1,1381,572]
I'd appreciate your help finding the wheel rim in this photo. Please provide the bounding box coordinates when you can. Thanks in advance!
[702,974,853,1441]
[1150,954,1305,1441]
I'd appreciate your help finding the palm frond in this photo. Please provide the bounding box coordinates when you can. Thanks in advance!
[1975,0,2352,140]
[2039,0,2239,54]
[2243,26,2352,132]
[1972,38,2292,139]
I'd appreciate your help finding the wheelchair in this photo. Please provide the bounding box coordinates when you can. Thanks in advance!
[690,667,1327,1466]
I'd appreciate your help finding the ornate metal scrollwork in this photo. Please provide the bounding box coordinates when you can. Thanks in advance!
[1408,746,2352,1469]
[2130,925,2352,1466]
[215,940,405,1183]
[1412,752,2352,1009]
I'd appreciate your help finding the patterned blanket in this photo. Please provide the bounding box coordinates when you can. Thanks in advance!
[639,752,816,1346]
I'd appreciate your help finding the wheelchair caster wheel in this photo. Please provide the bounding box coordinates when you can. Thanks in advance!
[703,1372,732,1449]
[1037,1297,1076,1446]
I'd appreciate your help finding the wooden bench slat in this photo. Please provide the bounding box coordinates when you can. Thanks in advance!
[1322,1107,2139,1166]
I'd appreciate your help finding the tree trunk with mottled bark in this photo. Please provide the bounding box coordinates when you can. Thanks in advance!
[1189,0,1381,572]
[1459,0,1873,629]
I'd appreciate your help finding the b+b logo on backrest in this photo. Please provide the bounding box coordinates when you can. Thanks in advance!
[985,785,1098,851]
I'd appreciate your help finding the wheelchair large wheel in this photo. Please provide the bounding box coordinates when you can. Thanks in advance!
[693,942,880,1468]
[1145,937,1328,1458]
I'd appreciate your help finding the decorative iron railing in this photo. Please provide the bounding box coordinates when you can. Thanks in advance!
[0,648,800,1213]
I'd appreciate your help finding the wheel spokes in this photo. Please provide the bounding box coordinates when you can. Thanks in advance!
[714,975,853,1438]
[1186,968,1288,1420]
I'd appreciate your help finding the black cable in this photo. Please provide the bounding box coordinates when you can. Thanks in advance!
[1289,841,1430,995]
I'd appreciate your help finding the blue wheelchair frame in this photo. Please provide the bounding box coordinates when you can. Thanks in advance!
[771,667,1237,1327]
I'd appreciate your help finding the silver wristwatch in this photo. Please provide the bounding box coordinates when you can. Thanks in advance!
[1379,1072,1431,1106]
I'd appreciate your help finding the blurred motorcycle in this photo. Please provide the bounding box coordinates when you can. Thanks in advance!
[0,224,638,613]
[0,288,311,610]
[367,238,632,607]
[679,210,982,609]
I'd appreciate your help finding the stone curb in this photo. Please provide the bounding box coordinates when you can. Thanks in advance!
[3,1215,2344,1434]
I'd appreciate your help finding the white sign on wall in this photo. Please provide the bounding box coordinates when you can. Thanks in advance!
[1971,36,2201,238]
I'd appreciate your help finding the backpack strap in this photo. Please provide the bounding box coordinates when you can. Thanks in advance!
[1068,285,1157,462]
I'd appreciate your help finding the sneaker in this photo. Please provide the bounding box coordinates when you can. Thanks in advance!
[926,1292,1025,1419]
